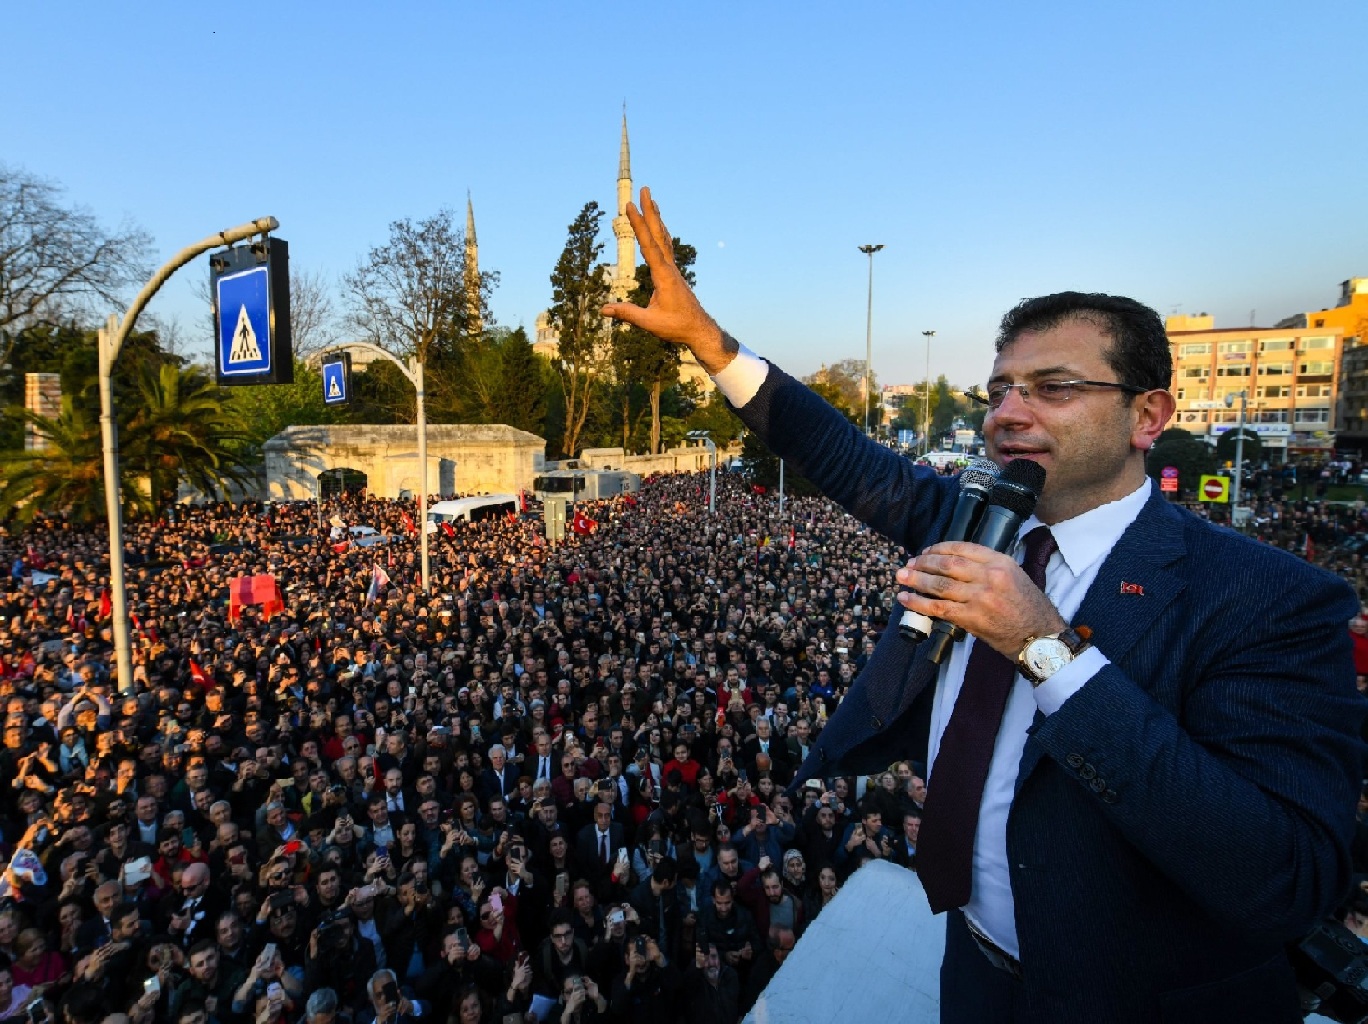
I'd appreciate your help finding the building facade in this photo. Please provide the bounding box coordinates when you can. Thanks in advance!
[1167,317,1343,459]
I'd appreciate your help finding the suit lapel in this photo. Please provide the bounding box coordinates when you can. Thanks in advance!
[1017,490,1187,786]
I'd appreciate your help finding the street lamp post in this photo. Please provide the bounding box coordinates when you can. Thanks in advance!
[686,430,717,514]
[1226,389,1249,523]
[859,244,884,437]
[100,217,278,694]
[921,330,936,455]
[314,342,430,593]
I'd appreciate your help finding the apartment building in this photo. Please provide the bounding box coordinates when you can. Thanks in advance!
[1167,315,1342,460]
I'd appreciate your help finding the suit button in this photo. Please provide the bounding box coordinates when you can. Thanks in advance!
[871,716,882,730]
[1065,753,1084,769]
[1079,764,1096,780]
[1102,789,1118,804]
[1090,778,1107,794]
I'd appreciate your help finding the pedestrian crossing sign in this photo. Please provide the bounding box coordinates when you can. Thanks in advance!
[212,237,294,386]
[217,266,272,376]
[322,356,351,405]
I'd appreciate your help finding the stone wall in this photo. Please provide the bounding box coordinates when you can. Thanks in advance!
[262,424,546,501]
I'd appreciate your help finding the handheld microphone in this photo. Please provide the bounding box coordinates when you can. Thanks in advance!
[924,458,1047,665]
[899,458,1001,643]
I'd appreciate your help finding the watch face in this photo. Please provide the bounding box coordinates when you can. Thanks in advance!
[1024,638,1071,679]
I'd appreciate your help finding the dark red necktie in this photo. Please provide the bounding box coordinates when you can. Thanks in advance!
[918,525,1057,914]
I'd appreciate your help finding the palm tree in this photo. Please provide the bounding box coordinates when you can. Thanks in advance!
[125,363,252,508]
[0,397,150,525]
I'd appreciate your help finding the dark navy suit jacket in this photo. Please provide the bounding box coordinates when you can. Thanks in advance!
[735,362,1366,1023]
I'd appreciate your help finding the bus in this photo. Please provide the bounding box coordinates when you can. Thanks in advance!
[425,494,519,533]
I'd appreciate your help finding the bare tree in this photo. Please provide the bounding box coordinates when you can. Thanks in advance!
[193,266,339,363]
[344,211,484,365]
[0,163,152,362]
[287,267,339,358]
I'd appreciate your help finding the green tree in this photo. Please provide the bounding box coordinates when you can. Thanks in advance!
[929,376,958,439]
[684,389,743,446]
[126,363,252,508]
[222,358,347,451]
[1147,427,1215,498]
[1214,427,1262,467]
[547,202,610,457]
[490,328,548,435]
[614,237,698,453]
[0,396,148,524]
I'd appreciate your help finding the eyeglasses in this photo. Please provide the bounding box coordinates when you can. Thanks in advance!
[968,379,1148,409]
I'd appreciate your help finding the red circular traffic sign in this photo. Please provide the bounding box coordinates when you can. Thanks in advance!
[1202,478,1224,500]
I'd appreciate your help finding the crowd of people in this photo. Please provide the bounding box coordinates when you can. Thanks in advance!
[2,462,1366,1024]
[0,471,928,1024]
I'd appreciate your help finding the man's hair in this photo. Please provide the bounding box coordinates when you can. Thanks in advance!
[110,903,141,929]
[711,877,734,898]
[653,856,678,885]
[996,292,1171,393]
[306,989,339,1017]
[187,937,217,959]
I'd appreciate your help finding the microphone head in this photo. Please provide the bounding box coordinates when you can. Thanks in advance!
[958,457,1000,495]
[987,458,1047,518]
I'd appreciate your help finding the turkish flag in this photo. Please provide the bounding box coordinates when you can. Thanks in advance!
[571,513,596,535]
[99,589,112,620]
[440,522,456,539]
[401,512,417,535]
[189,660,209,688]
[331,541,350,554]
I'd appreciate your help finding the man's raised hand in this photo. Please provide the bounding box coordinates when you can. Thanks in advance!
[600,186,736,374]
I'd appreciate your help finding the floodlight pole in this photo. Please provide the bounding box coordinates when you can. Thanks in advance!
[859,244,884,437]
[100,216,278,695]
[313,341,430,594]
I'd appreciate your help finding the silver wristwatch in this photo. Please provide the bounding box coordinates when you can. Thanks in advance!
[1017,626,1092,685]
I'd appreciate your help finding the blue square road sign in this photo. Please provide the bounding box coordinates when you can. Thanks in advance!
[217,266,273,377]
[322,359,349,405]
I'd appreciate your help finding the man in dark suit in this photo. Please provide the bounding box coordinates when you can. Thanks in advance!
[575,800,626,893]
[739,717,791,785]
[478,743,520,805]
[603,188,1366,1023]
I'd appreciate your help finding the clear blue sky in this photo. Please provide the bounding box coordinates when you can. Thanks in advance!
[5,1,1364,390]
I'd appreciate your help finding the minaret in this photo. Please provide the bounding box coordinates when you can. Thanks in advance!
[610,109,637,301]
[464,191,483,337]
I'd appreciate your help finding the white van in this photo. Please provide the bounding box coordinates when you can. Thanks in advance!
[425,494,519,533]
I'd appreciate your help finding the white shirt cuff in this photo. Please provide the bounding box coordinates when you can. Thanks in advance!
[1031,646,1108,715]
[710,344,769,407]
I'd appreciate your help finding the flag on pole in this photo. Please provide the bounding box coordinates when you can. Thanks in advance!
[189,660,209,688]
[401,512,417,535]
[367,563,391,604]
[571,511,598,536]
[440,522,456,539]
